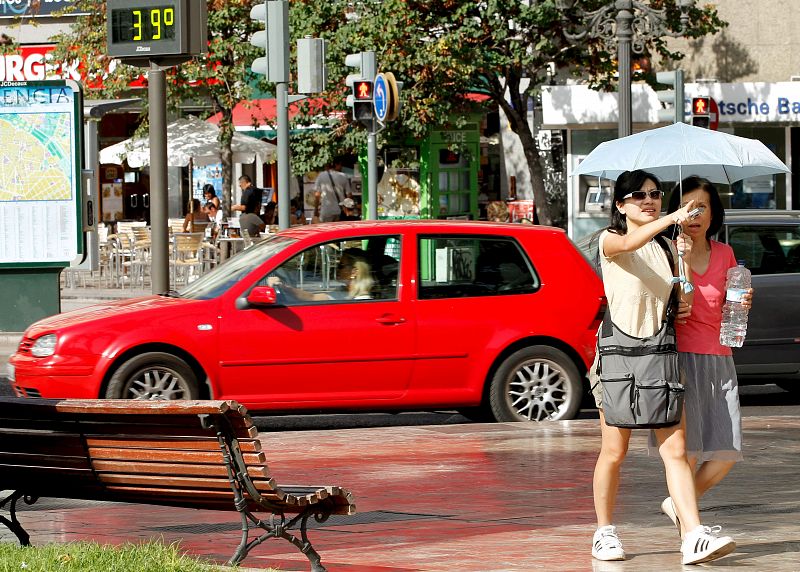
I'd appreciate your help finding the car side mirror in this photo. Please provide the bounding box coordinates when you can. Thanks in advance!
[242,286,277,308]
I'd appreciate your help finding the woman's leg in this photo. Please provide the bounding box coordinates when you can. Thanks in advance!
[653,417,701,536]
[593,410,632,526]
[694,460,736,498]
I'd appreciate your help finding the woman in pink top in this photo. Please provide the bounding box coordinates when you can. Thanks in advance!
[653,176,754,535]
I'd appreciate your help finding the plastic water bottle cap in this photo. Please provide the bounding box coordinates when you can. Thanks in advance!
[736,259,746,266]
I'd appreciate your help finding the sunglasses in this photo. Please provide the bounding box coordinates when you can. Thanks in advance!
[622,190,664,201]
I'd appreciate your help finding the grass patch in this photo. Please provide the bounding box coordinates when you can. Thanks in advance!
[0,540,221,572]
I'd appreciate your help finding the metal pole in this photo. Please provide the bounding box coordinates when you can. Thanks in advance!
[367,129,377,220]
[149,63,169,293]
[616,4,633,138]
[277,81,290,230]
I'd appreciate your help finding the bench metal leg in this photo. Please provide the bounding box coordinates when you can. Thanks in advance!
[0,491,37,546]
[228,507,328,571]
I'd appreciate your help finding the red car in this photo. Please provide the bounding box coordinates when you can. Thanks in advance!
[8,221,605,422]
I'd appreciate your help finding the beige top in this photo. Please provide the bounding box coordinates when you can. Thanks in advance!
[599,230,676,338]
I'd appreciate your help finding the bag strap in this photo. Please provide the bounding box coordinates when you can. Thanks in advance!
[599,234,679,339]
[327,171,344,203]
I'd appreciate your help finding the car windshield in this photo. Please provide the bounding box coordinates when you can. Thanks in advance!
[177,235,297,300]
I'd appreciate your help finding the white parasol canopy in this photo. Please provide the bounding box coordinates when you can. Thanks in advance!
[99,116,276,168]
[573,122,790,184]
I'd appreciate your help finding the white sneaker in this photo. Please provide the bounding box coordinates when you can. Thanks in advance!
[592,525,626,561]
[681,525,736,565]
[661,497,681,536]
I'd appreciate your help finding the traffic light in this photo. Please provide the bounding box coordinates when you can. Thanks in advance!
[345,51,376,127]
[249,1,288,82]
[691,96,711,128]
[655,69,684,124]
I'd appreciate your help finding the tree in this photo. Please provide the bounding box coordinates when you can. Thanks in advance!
[47,0,270,217]
[290,0,725,226]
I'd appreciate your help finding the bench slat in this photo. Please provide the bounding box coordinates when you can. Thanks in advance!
[91,459,274,481]
[0,432,86,456]
[85,436,262,453]
[0,453,92,470]
[87,447,267,466]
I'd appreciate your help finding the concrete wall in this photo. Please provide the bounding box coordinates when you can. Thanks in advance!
[667,0,800,83]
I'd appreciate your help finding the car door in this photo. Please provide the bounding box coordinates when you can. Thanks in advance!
[217,234,414,408]
[724,222,800,375]
[410,233,540,401]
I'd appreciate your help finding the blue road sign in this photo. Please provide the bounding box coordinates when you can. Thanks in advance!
[374,73,388,123]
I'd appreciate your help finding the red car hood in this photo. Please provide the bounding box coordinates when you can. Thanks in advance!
[24,295,197,337]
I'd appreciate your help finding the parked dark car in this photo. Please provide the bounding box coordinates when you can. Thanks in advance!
[718,210,800,392]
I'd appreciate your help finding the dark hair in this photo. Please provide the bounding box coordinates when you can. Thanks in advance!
[202,184,216,197]
[238,174,252,184]
[188,198,202,211]
[205,201,217,211]
[667,176,724,239]
[608,170,661,235]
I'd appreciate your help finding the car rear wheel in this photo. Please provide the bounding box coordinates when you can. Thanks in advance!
[489,345,583,422]
[105,352,199,400]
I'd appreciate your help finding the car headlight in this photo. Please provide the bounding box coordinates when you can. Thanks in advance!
[31,334,58,358]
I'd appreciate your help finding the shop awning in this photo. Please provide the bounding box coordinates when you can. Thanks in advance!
[207,98,336,137]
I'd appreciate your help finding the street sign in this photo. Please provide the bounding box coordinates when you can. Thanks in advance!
[374,73,389,123]
[374,72,399,124]
[709,97,719,131]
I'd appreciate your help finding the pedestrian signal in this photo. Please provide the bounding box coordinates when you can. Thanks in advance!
[353,80,373,100]
[691,96,711,128]
[692,97,710,116]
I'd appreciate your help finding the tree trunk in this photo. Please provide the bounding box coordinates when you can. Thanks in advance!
[498,97,552,226]
[219,108,235,218]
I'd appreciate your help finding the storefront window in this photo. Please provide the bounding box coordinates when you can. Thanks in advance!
[571,129,616,217]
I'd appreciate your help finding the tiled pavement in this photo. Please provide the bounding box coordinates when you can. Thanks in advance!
[2,285,799,570]
[2,416,799,571]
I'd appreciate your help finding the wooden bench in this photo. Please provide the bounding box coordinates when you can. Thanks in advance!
[0,398,355,571]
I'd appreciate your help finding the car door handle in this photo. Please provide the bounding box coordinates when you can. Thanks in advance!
[375,314,407,325]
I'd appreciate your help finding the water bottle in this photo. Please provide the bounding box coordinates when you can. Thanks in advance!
[719,260,751,348]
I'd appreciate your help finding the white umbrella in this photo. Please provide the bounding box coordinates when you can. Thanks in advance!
[99,116,276,168]
[573,122,790,184]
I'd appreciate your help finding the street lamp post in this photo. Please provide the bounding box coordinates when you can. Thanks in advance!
[557,0,694,138]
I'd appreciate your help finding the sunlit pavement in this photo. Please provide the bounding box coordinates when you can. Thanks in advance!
[1,416,799,571]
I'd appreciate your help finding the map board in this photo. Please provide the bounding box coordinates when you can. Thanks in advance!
[0,80,83,266]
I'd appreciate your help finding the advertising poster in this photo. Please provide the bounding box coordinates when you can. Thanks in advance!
[0,79,83,266]
[192,163,223,202]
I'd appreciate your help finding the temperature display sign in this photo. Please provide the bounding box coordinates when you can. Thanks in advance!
[111,5,177,44]
[106,0,206,64]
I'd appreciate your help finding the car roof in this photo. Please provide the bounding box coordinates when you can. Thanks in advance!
[277,220,565,239]
[724,210,800,224]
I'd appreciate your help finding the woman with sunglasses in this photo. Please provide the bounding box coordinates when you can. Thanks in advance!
[590,170,735,565]
[650,176,753,535]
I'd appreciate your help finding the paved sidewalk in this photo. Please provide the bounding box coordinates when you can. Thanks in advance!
[1,416,798,571]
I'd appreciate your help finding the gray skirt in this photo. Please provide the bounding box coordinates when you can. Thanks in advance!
[648,352,743,462]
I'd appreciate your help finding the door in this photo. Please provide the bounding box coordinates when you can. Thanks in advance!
[218,234,414,408]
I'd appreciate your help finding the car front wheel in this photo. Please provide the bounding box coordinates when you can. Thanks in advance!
[489,345,583,422]
[105,352,199,400]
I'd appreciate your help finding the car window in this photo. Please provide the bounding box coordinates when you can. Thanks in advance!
[727,224,800,275]
[257,235,401,305]
[179,235,297,300]
[418,235,539,299]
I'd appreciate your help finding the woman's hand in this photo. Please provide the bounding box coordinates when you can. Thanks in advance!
[675,299,692,324]
[266,276,282,288]
[676,232,693,258]
[742,287,754,310]
[671,200,697,226]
